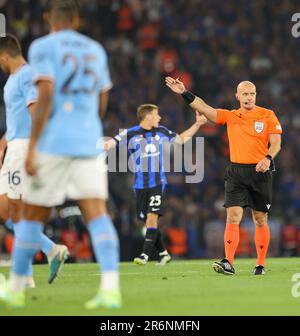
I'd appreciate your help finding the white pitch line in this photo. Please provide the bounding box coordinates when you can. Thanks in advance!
[90,270,205,276]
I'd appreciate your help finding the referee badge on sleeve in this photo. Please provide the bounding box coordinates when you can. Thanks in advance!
[254,121,264,133]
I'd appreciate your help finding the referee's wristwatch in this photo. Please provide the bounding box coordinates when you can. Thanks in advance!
[265,154,273,161]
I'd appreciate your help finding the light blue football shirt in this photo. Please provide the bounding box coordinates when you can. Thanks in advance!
[3,64,36,141]
[28,30,112,157]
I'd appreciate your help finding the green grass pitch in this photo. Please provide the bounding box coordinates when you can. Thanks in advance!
[0,258,300,316]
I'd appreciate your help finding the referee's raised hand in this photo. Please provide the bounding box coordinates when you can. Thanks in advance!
[165,76,186,94]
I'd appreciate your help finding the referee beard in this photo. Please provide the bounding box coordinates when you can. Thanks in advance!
[166,78,282,275]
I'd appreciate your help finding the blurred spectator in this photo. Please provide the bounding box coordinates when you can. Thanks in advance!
[281,219,299,256]
[165,227,188,258]
[116,2,136,35]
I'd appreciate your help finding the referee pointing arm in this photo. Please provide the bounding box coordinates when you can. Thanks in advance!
[166,77,282,275]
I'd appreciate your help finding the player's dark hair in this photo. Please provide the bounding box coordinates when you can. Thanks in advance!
[47,0,79,24]
[137,104,158,122]
[0,33,22,57]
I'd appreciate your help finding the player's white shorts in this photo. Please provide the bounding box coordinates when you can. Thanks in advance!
[23,152,108,207]
[0,139,29,199]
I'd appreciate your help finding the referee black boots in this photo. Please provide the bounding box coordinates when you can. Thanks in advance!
[253,265,266,275]
[212,259,235,275]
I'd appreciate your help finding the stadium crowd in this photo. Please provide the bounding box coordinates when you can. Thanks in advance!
[0,0,300,262]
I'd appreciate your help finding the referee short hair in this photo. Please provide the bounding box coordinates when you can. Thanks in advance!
[137,104,158,122]
[0,34,21,57]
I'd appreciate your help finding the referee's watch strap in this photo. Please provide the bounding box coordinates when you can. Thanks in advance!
[265,154,273,161]
[265,154,275,171]
[181,90,196,104]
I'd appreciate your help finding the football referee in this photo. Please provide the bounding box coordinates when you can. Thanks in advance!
[105,104,207,265]
[166,77,282,275]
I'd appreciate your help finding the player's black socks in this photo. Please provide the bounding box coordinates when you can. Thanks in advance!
[143,228,158,257]
[155,228,166,254]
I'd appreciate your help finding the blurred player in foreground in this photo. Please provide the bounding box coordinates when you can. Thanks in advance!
[0,34,68,288]
[0,0,121,309]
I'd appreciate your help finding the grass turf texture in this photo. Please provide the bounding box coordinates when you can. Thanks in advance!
[0,258,299,316]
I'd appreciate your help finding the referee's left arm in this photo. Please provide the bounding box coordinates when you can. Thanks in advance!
[256,133,281,173]
[267,133,281,159]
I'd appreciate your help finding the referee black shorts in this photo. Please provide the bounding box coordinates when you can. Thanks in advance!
[224,163,272,213]
[134,185,166,222]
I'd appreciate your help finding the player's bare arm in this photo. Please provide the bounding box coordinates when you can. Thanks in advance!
[255,133,281,173]
[30,81,53,143]
[103,138,117,151]
[177,111,207,144]
[0,132,7,169]
[25,80,53,176]
[165,76,218,123]
[99,89,110,118]
[27,102,36,116]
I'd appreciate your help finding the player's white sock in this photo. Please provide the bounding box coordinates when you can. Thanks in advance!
[101,271,120,291]
[9,272,28,292]
[24,276,36,289]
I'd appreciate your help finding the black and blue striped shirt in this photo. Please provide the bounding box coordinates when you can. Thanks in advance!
[114,125,177,189]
